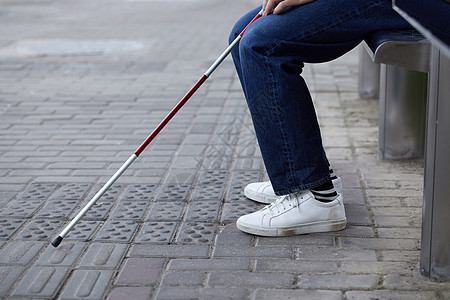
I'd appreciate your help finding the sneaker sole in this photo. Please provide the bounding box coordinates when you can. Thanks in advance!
[243,186,277,204]
[236,218,347,237]
[244,177,343,204]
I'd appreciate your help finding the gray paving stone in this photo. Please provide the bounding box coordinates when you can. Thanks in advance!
[82,201,114,220]
[129,244,210,258]
[147,201,185,221]
[341,237,419,250]
[167,258,251,271]
[12,266,70,298]
[60,269,115,300]
[295,247,378,261]
[0,240,46,265]
[0,266,25,296]
[184,200,220,221]
[17,183,59,200]
[110,200,150,220]
[252,289,342,300]
[191,169,228,201]
[208,271,294,288]
[64,220,101,241]
[35,199,80,219]
[160,271,205,286]
[115,257,166,285]
[17,219,62,240]
[0,191,16,210]
[233,157,264,170]
[95,220,138,243]
[79,243,129,269]
[122,184,157,201]
[381,250,420,262]
[221,199,263,223]
[228,172,263,196]
[255,259,340,273]
[345,205,372,225]
[341,260,414,275]
[106,286,153,300]
[0,218,25,239]
[134,222,177,244]
[84,184,126,201]
[383,274,450,290]
[345,290,437,300]
[176,221,216,244]
[155,287,248,300]
[0,198,45,218]
[257,234,335,247]
[156,183,192,202]
[213,245,293,259]
[36,242,86,267]
[215,232,254,246]
[50,183,92,200]
[298,274,380,290]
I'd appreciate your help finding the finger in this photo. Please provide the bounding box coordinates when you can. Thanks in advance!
[273,0,291,15]
[273,0,315,14]
[263,0,280,16]
[262,0,268,13]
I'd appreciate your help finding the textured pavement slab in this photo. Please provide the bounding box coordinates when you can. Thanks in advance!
[1,0,450,299]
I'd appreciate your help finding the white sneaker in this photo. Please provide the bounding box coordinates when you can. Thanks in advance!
[244,177,342,204]
[236,190,346,237]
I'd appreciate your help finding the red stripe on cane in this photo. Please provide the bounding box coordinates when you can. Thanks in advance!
[239,12,262,37]
[134,74,208,157]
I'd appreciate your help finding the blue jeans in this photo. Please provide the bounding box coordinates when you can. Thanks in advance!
[230,0,411,196]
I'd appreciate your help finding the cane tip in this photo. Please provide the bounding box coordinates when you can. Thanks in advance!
[51,236,63,247]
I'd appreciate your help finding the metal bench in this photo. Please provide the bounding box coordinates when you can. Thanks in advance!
[358,29,430,159]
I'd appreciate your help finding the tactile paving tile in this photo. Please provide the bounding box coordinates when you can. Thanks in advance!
[0,199,44,218]
[82,201,114,220]
[220,198,264,223]
[95,220,138,242]
[176,221,216,244]
[0,219,25,239]
[122,184,157,201]
[184,201,220,221]
[147,202,185,221]
[110,201,150,220]
[233,157,264,171]
[35,200,80,219]
[50,183,92,200]
[226,171,262,201]
[17,183,59,200]
[17,219,62,240]
[64,221,101,241]
[191,170,228,201]
[155,183,191,201]
[134,222,177,243]
[85,184,126,201]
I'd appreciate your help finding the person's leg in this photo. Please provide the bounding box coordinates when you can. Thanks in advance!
[230,1,411,236]
[230,0,411,196]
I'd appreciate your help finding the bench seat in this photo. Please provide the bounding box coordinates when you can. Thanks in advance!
[359,29,430,159]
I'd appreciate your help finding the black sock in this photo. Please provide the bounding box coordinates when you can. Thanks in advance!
[329,167,338,181]
[310,179,337,202]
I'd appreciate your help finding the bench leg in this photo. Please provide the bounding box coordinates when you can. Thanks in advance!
[421,47,450,280]
[378,64,427,159]
[358,45,380,98]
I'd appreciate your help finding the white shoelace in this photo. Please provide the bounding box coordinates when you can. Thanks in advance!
[265,192,305,215]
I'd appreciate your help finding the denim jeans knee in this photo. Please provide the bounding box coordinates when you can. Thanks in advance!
[230,1,411,195]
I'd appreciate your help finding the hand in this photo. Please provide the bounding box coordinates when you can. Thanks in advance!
[262,0,315,16]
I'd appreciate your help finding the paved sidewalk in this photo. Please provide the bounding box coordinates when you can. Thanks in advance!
[1,0,450,299]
